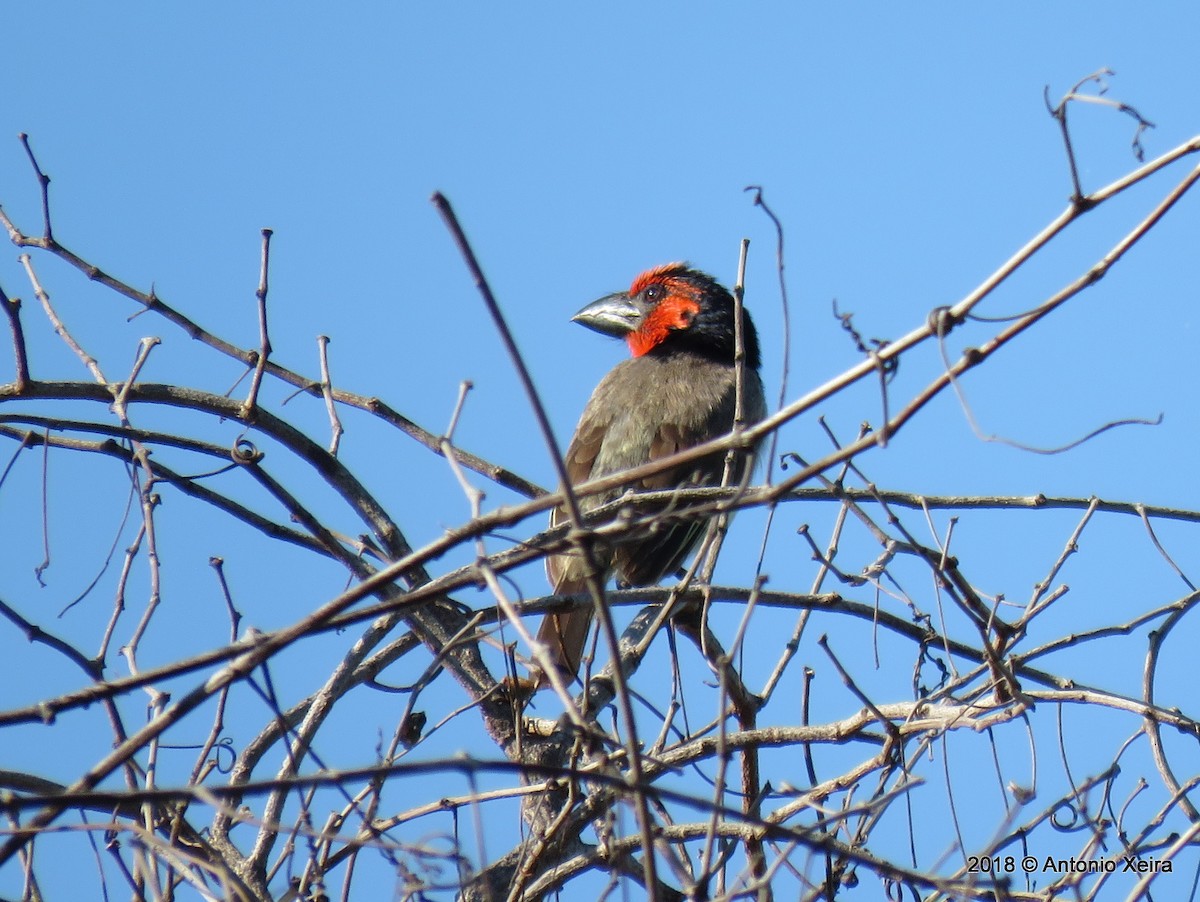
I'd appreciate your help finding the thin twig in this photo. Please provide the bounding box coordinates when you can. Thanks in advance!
[317,335,343,455]
[1136,503,1196,591]
[18,133,53,242]
[20,253,105,383]
[0,282,30,390]
[243,228,274,419]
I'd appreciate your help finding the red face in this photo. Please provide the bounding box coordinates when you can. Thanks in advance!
[625,264,702,357]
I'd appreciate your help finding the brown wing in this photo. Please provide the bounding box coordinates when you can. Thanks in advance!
[613,418,722,586]
[544,418,607,590]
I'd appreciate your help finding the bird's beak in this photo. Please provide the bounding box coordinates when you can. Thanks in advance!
[571,292,641,337]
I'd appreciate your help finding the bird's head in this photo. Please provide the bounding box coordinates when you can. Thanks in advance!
[572,263,761,368]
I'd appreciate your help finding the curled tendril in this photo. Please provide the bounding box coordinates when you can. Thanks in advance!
[213,737,237,773]
[1051,801,1081,831]
[231,437,261,464]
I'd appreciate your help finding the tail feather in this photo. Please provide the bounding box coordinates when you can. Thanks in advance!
[535,578,593,686]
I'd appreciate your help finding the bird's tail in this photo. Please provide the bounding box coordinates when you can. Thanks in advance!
[534,579,593,687]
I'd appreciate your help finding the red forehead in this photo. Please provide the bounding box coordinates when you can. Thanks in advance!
[628,262,689,296]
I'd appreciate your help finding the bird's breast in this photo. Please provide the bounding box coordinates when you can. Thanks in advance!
[579,352,763,487]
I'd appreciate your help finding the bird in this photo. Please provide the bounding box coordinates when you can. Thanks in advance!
[537,263,767,685]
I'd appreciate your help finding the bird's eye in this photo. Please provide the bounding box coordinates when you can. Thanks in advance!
[644,285,662,302]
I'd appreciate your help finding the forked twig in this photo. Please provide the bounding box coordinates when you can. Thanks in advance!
[1045,69,1156,201]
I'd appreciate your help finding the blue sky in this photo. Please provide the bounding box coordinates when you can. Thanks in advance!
[3,4,1200,898]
